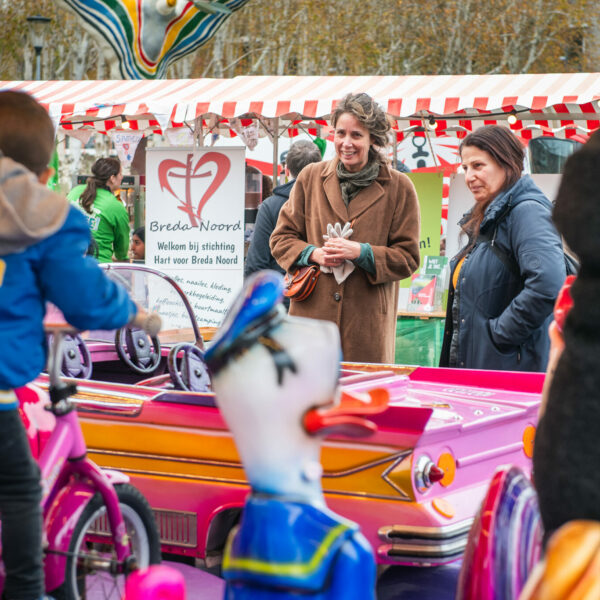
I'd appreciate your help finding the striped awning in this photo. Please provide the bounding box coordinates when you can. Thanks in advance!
[2,73,599,139]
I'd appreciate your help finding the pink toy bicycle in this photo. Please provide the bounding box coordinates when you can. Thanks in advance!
[0,316,161,599]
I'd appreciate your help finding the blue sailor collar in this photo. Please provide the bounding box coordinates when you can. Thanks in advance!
[222,494,359,592]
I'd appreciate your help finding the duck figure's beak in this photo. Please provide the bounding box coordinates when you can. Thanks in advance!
[303,388,389,438]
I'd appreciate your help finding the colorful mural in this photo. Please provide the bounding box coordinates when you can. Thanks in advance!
[57,0,251,79]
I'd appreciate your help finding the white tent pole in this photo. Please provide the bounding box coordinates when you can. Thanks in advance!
[272,117,279,183]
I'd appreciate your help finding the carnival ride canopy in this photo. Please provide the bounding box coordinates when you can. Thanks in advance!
[1,72,598,142]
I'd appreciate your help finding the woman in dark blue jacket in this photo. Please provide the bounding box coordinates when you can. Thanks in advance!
[440,126,566,372]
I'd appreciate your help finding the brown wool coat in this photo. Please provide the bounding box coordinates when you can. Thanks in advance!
[270,159,420,363]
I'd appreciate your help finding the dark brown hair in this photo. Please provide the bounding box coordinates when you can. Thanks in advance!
[285,139,322,178]
[459,125,525,245]
[80,157,121,214]
[261,174,273,201]
[0,91,55,176]
[331,93,391,165]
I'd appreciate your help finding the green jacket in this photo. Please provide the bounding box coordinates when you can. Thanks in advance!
[67,185,130,263]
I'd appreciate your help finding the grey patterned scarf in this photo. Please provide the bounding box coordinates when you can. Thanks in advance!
[336,160,381,207]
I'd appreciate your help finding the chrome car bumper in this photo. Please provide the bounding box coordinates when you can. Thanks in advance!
[378,520,473,564]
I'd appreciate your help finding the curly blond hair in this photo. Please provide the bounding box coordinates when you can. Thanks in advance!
[331,93,392,165]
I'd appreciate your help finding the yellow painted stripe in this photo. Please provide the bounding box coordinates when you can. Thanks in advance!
[157,11,198,63]
[0,390,17,404]
[223,523,350,577]
[129,5,199,73]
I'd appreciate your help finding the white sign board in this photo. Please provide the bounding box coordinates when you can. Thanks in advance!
[446,173,562,260]
[145,147,245,327]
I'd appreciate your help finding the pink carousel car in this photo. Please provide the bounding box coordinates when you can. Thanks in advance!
[30,264,542,570]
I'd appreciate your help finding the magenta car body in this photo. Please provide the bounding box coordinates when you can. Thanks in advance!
[31,265,542,568]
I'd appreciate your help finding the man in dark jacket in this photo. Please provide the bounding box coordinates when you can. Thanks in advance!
[245,140,322,288]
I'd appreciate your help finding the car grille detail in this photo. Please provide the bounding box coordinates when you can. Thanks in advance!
[153,509,198,548]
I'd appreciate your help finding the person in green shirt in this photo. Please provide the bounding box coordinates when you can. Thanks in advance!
[67,157,130,263]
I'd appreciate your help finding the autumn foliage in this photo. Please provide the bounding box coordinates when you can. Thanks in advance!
[0,0,597,80]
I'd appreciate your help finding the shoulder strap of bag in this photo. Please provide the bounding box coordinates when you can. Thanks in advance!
[478,199,580,278]
[564,251,579,276]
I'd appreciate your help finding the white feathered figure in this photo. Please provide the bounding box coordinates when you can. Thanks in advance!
[204,270,384,600]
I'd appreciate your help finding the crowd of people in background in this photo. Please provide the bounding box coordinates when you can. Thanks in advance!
[9,90,578,374]
[45,96,573,374]
[2,83,600,597]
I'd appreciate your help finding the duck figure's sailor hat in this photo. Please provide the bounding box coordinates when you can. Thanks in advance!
[204,270,295,384]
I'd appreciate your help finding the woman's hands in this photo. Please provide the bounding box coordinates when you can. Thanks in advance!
[310,239,361,267]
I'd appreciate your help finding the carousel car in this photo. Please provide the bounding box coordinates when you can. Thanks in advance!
[33,264,542,568]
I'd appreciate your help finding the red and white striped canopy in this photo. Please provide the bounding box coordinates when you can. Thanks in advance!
[2,73,599,139]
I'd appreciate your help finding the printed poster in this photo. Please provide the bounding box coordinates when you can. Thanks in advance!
[145,147,245,328]
[398,172,443,309]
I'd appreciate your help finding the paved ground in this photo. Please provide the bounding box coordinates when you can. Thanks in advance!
[158,560,462,600]
[86,559,461,599]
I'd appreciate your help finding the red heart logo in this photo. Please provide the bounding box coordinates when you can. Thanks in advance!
[158,152,231,227]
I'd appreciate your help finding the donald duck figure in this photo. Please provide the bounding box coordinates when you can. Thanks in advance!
[205,271,383,600]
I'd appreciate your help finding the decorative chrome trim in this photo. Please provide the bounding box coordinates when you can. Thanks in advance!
[413,454,435,494]
[380,449,413,500]
[89,448,408,480]
[379,537,467,559]
[341,361,418,376]
[85,461,415,502]
[379,519,473,541]
[322,452,405,479]
[36,377,153,401]
[112,465,248,485]
[36,382,145,417]
[89,448,243,469]
[74,402,143,417]
[377,521,473,561]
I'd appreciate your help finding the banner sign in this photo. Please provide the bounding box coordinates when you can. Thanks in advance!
[407,172,443,264]
[397,172,443,309]
[145,147,245,327]
[110,130,144,168]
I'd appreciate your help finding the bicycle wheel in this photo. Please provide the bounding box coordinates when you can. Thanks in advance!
[52,483,161,600]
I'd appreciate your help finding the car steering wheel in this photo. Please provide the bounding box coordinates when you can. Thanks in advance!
[167,343,211,392]
[49,333,93,379]
[115,326,161,375]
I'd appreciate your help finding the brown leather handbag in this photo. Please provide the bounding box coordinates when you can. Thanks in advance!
[283,265,320,301]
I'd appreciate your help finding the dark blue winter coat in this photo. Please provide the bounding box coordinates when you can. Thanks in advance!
[440,175,566,372]
[244,180,294,277]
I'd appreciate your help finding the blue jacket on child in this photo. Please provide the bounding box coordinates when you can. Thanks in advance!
[0,157,136,395]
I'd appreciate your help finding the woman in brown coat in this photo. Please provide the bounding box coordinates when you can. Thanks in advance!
[270,93,420,363]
